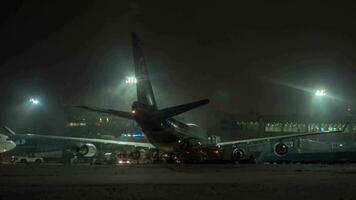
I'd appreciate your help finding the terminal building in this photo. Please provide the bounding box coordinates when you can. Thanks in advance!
[206,111,356,161]
[65,115,142,140]
[206,111,355,140]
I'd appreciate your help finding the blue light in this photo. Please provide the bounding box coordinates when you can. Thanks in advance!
[122,131,144,137]
[321,128,325,132]
[132,130,144,137]
[15,139,26,145]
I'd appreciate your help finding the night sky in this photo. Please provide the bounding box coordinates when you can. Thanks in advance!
[0,1,356,131]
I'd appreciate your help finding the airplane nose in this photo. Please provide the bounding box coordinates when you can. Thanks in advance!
[8,141,16,151]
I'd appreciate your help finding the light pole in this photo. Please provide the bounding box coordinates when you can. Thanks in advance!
[28,97,41,131]
[311,89,327,131]
[346,107,354,141]
[124,76,137,129]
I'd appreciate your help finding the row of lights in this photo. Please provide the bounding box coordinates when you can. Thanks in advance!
[27,84,352,113]
[26,76,137,107]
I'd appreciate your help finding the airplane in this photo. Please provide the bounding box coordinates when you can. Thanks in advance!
[75,32,348,163]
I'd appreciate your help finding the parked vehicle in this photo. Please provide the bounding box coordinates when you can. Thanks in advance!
[117,152,133,164]
[91,152,117,165]
[11,155,44,164]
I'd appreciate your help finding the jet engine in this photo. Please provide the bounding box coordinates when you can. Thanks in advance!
[273,142,288,156]
[76,143,97,157]
[129,149,141,160]
[179,137,202,151]
[232,147,247,161]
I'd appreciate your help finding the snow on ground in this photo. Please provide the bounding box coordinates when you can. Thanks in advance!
[0,164,355,200]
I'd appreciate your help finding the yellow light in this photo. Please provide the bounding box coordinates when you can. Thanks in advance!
[67,122,87,127]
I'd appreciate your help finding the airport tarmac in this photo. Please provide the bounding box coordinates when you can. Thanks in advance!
[0,164,355,200]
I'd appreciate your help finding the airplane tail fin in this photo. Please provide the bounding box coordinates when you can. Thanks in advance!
[131,33,158,110]
[75,34,210,122]
[154,99,209,120]
[75,106,134,120]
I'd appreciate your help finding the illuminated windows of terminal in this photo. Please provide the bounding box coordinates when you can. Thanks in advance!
[264,122,345,133]
[225,120,349,133]
[96,117,110,126]
[67,122,86,127]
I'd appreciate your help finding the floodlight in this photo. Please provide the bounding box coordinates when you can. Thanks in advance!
[315,89,326,97]
[29,98,40,105]
[125,76,137,84]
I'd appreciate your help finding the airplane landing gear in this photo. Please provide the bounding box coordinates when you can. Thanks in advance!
[160,153,177,163]
[148,149,163,163]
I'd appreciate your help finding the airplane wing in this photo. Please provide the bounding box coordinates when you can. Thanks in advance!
[3,126,154,149]
[18,134,155,148]
[217,123,348,146]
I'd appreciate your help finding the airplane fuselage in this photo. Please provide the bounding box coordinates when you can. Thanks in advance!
[144,129,179,152]
[132,106,205,152]
[132,101,208,153]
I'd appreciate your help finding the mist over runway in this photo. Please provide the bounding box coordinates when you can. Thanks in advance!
[0,164,355,200]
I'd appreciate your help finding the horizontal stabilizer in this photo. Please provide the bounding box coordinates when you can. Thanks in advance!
[75,106,134,120]
[155,99,209,120]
